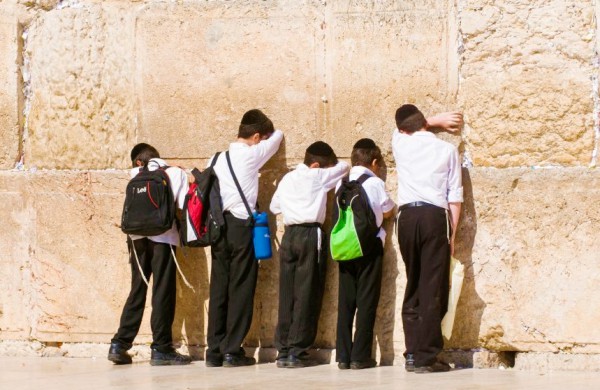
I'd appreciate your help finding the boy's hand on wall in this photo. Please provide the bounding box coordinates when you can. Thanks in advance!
[427,112,463,133]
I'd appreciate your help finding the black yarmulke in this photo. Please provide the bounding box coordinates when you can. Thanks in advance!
[353,138,377,150]
[306,141,334,156]
[395,104,422,126]
[241,109,268,125]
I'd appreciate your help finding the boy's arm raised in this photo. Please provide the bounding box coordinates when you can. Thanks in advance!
[426,112,463,133]
[320,161,350,191]
[254,129,284,168]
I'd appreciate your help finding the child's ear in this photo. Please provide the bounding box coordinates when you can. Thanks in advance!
[309,162,320,169]
[135,159,143,167]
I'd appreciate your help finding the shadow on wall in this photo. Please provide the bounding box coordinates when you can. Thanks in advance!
[172,246,210,360]
[444,168,487,364]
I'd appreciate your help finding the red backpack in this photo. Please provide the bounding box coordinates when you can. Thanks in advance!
[180,152,224,246]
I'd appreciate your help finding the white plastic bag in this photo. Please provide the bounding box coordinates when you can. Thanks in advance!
[441,256,464,339]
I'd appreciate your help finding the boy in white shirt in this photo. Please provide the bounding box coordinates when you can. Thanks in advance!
[109,143,192,366]
[393,104,463,373]
[270,141,349,368]
[335,138,395,370]
[206,109,284,368]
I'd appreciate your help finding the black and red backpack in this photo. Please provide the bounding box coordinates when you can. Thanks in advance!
[180,152,225,247]
[120,163,175,236]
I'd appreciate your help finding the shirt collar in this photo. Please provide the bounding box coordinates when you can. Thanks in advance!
[350,165,376,177]
[411,131,437,139]
[148,158,168,168]
[230,142,250,150]
[296,163,309,171]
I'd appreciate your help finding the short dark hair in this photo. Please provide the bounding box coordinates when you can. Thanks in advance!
[304,141,338,167]
[351,138,382,167]
[238,109,275,139]
[130,143,159,167]
[395,104,427,133]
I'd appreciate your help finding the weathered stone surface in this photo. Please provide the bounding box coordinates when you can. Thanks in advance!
[135,1,323,161]
[24,2,136,169]
[447,168,600,354]
[459,1,596,167]
[326,0,454,158]
[0,173,31,340]
[0,8,19,169]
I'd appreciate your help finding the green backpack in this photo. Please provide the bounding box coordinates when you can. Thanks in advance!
[330,174,379,261]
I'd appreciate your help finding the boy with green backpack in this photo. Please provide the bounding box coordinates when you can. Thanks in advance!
[331,138,395,370]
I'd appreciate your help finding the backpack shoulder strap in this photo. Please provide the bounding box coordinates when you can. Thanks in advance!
[356,173,371,185]
[225,151,254,224]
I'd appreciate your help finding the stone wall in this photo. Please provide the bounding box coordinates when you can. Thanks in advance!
[0,0,599,369]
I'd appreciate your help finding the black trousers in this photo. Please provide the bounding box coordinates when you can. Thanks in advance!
[397,205,450,367]
[112,238,176,352]
[275,224,327,358]
[206,213,258,361]
[336,241,383,364]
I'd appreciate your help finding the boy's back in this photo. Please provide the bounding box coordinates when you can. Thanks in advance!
[270,161,348,225]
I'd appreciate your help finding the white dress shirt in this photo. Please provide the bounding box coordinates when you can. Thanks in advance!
[270,161,350,225]
[392,130,463,209]
[208,130,283,219]
[335,165,395,244]
[129,158,189,246]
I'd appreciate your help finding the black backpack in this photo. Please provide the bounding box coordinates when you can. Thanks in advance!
[180,152,225,247]
[330,174,379,261]
[120,164,175,236]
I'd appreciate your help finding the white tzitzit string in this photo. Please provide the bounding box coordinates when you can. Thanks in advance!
[130,236,150,287]
[170,246,195,292]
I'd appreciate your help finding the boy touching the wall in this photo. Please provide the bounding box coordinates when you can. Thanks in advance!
[205,109,284,368]
[393,105,463,373]
[109,143,192,366]
[269,141,350,368]
[335,138,395,370]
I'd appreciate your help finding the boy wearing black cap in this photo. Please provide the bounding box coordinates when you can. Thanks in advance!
[334,138,395,370]
[205,109,283,368]
[269,141,349,368]
[393,104,463,373]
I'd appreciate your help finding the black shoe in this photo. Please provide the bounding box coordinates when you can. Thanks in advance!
[108,342,132,365]
[350,359,377,370]
[286,353,317,368]
[338,362,350,370]
[205,359,223,367]
[276,354,288,368]
[150,349,192,366]
[405,353,415,372]
[223,353,256,367]
[414,360,450,374]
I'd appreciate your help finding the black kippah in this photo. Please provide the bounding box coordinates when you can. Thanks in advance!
[241,109,268,125]
[395,104,423,127]
[353,138,377,150]
[306,141,334,156]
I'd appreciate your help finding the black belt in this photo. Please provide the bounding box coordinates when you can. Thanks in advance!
[289,222,322,228]
[399,201,440,211]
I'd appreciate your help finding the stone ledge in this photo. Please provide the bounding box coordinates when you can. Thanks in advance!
[4,340,598,371]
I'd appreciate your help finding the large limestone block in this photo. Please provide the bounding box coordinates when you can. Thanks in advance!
[27,171,140,342]
[459,1,595,167]
[447,168,600,353]
[135,2,324,160]
[0,9,19,169]
[326,0,454,157]
[25,2,136,169]
[0,173,32,340]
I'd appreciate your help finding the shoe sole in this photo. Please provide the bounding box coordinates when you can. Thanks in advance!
[205,361,223,368]
[150,360,191,366]
[276,360,289,368]
[405,365,415,372]
[223,362,255,368]
[108,354,132,365]
[414,366,450,373]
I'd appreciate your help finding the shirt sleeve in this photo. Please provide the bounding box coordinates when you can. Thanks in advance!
[378,181,395,213]
[168,167,189,209]
[320,161,350,191]
[253,129,284,169]
[447,147,463,203]
[269,185,282,215]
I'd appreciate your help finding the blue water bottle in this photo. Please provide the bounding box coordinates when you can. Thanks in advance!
[252,212,272,260]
